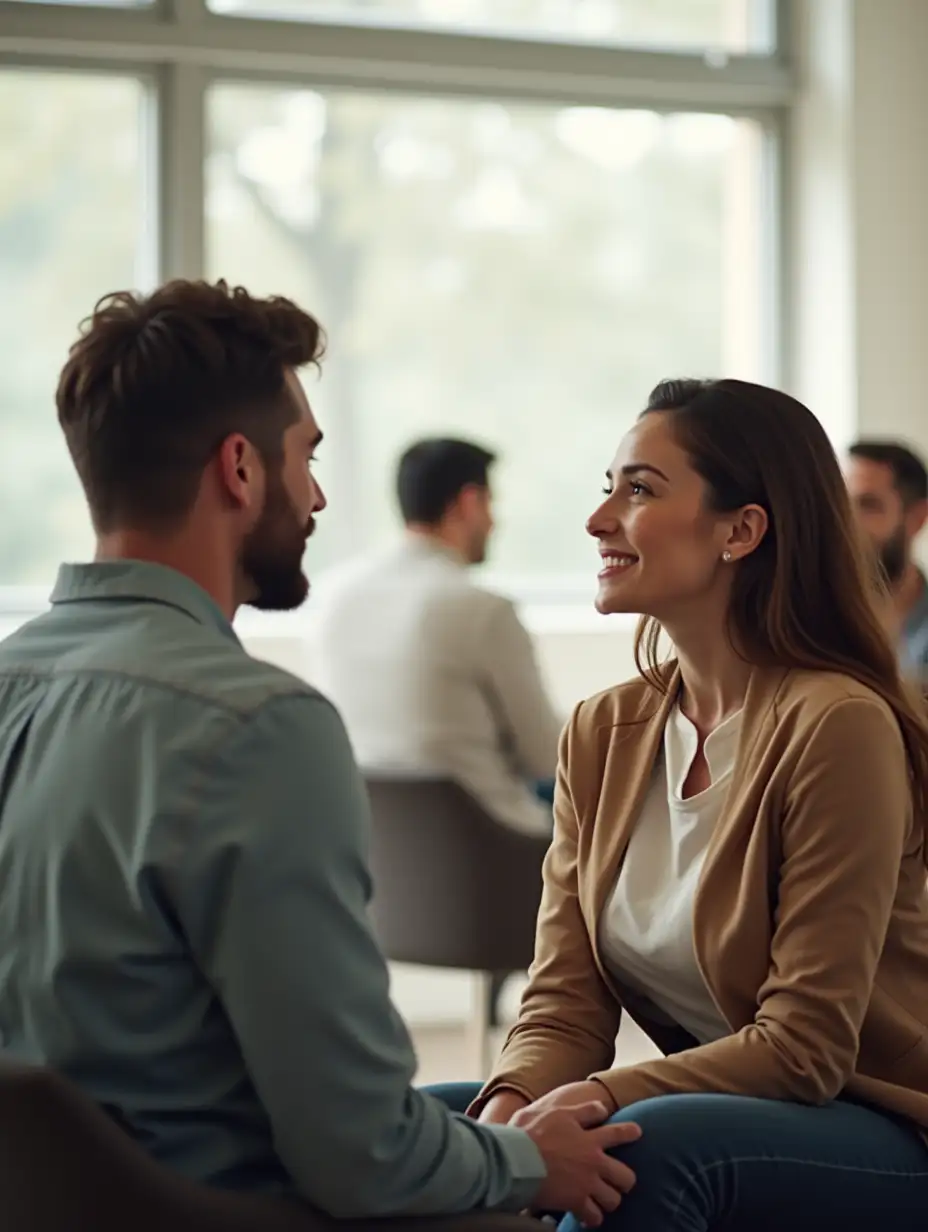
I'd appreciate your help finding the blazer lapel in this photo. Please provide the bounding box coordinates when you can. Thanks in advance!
[697,664,788,874]
[692,664,788,1024]
[587,668,681,946]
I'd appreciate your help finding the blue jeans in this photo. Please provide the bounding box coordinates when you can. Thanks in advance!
[425,1081,928,1230]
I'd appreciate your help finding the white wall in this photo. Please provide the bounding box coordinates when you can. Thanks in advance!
[851,0,928,460]
[790,0,928,562]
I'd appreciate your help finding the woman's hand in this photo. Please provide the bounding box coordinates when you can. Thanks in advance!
[527,1080,618,1119]
[477,1089,531,1125]
[477,1080,617,1127]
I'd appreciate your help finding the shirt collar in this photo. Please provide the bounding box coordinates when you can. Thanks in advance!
[50,561,240,644]
[400,532,468,569]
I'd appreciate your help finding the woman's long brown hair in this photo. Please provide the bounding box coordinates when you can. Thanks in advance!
[634,378,928,821]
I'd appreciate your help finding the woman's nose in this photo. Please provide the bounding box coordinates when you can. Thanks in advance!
[586,499,618,539]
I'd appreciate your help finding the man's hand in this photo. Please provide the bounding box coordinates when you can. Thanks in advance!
[514,1099,640,1227]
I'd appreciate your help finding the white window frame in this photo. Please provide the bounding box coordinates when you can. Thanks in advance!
[0,0,794,629]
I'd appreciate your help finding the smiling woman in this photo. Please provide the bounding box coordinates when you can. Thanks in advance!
[447,376,928,1232]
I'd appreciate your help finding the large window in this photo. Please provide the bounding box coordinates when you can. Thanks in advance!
[0,0,787,605]
[209,0,774,53]
[0,69,151,584]
[208,86,768,587]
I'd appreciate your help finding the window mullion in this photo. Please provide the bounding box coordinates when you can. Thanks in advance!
[156,60,206,281]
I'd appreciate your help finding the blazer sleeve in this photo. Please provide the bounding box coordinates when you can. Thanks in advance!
[590,696,913,1110]
[470,707,623,1114]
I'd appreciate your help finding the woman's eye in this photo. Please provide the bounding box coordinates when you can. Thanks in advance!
[630,481,645,496]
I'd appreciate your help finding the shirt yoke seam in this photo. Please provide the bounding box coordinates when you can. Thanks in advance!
[0,664,316,721]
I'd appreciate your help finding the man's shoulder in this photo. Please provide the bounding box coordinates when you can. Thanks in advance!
[0,608,329,722]
[311,547,415,612]
[314,545,501,620]
[135,630,338,724]
[174,640,329,718]
[415,580,520,651]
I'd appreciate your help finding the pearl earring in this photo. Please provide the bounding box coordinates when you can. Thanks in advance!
[722,550,733,562]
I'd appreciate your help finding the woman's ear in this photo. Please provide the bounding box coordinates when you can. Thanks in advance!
[723,504,768,562]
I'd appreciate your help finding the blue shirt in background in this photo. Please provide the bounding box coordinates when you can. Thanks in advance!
[901,572,928,683]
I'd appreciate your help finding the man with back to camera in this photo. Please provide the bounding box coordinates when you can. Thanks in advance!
[845,439,928,682]
[312,438,561,837]
[0,279,639,1226]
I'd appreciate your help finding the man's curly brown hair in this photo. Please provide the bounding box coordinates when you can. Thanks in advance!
[57,279,325,532]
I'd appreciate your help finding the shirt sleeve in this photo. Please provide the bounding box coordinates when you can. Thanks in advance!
[169,691,545,1218]
[479,597,562,781]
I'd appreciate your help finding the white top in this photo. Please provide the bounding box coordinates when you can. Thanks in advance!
[309,536,561,836]
[599,703,742,1044]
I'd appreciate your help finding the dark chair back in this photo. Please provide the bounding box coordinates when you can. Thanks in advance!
[0,1059,323,1232]
[365,775,548,974]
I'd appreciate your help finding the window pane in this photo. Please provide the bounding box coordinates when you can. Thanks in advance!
[0,71,150,583]
[207,85,768,589]
[208,0,773,54]
[6,0,152,6]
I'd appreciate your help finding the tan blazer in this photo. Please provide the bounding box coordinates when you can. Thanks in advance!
[478,664,928,1131]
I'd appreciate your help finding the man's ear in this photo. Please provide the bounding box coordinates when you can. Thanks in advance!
[216,433,264,512]
[456,483,487,517]
[906,497,928,540]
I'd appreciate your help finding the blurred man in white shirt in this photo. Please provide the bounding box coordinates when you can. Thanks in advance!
[312,437,560,836]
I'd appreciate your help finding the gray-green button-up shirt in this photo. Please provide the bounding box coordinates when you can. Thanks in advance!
[0,562,544,1218]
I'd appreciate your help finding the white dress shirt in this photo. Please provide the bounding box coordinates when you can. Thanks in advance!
[310,535,561,836]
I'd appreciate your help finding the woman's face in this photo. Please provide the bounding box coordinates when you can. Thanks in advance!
[586,412,751,620]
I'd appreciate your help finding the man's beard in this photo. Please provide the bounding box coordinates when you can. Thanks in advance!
[240,468,312,612]
[878,524,908,586]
